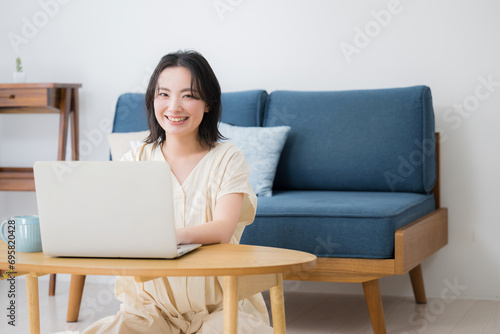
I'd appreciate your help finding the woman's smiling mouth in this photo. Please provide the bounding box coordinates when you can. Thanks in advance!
[167,116,189,122]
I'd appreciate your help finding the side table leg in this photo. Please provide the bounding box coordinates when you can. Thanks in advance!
[70,88,80,161]
[270,273,286,334]
[49,274,56,296]
[223,275,238,334]
[57,88,72,161]
[26,274,40,334]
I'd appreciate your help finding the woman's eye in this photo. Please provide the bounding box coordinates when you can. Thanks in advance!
[158,93,168,97]
[183,94,192,98]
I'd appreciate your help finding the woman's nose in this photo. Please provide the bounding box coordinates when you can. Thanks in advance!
[167,97,181,112]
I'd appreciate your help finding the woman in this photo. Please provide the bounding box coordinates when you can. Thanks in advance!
[82,51,272,333]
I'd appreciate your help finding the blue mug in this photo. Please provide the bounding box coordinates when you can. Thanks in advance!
[1,215,42,252]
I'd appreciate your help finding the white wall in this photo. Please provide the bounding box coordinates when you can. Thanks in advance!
[1,0,499,301]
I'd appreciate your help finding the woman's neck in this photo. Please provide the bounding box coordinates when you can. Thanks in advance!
[161,135,207,160]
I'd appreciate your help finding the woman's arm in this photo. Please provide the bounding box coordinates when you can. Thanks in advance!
[176,193,244,245]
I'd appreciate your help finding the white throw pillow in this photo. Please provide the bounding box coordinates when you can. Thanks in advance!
[107,131,149,161]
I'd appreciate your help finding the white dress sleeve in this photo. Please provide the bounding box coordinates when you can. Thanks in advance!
[215,144,257,229]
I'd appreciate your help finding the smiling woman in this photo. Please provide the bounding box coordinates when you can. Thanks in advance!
[153,67,209,144]
[144,50,224,150]
[81,50,272,334]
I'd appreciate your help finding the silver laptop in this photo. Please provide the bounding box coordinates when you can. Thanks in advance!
[33,161,201,258]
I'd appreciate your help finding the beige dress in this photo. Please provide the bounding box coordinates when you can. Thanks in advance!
[82,142,272,334]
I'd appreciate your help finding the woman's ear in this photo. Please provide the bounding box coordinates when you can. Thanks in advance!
[205,104,210,113]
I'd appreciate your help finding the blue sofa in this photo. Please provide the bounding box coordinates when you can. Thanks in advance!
[108,86,448,333]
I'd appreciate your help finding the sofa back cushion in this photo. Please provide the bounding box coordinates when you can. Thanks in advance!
[264,86,436,193]
[113,93,149,133]
[220,90,267,126]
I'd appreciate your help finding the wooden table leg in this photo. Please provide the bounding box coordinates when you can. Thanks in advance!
[67,274,86,322]
[70,88,80,161]
[270,273,286,334]
[57,88,72,161]
[49,274,56,296]
[223,275,238,334]
[26,274,40,334]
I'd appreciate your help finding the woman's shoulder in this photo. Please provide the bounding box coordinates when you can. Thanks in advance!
[211,142,246,161]
[209,142,250,172]
[214,141,242,155]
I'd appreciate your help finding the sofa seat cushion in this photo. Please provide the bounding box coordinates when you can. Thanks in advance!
[240,190,436,259]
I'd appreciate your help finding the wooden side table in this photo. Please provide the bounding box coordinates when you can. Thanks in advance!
[0,83,82,191]
[0,83,82,295]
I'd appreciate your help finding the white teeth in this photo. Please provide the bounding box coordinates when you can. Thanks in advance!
[167,116,188,122]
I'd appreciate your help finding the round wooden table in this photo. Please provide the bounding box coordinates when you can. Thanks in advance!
[0,242,316,334]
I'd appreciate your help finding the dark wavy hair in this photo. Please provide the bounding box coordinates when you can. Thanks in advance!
[144,50,223,148]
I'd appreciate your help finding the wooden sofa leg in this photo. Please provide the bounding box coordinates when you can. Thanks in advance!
[362,279,387,334]
[409,264,427,304]
[67,274,86,322]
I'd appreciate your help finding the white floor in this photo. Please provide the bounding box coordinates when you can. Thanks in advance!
[1,278,499,334]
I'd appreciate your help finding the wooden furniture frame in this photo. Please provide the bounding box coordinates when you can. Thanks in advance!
[0,243,316,334]
[0,83,82,296]
[284,133,448,334]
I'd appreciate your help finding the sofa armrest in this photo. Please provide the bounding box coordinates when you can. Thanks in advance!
[394,208,448,274]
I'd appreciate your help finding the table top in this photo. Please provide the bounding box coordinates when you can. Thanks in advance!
[0,83,82,89]
[0,242,316,277]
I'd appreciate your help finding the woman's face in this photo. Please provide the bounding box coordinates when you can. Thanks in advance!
[154,66,208,142]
